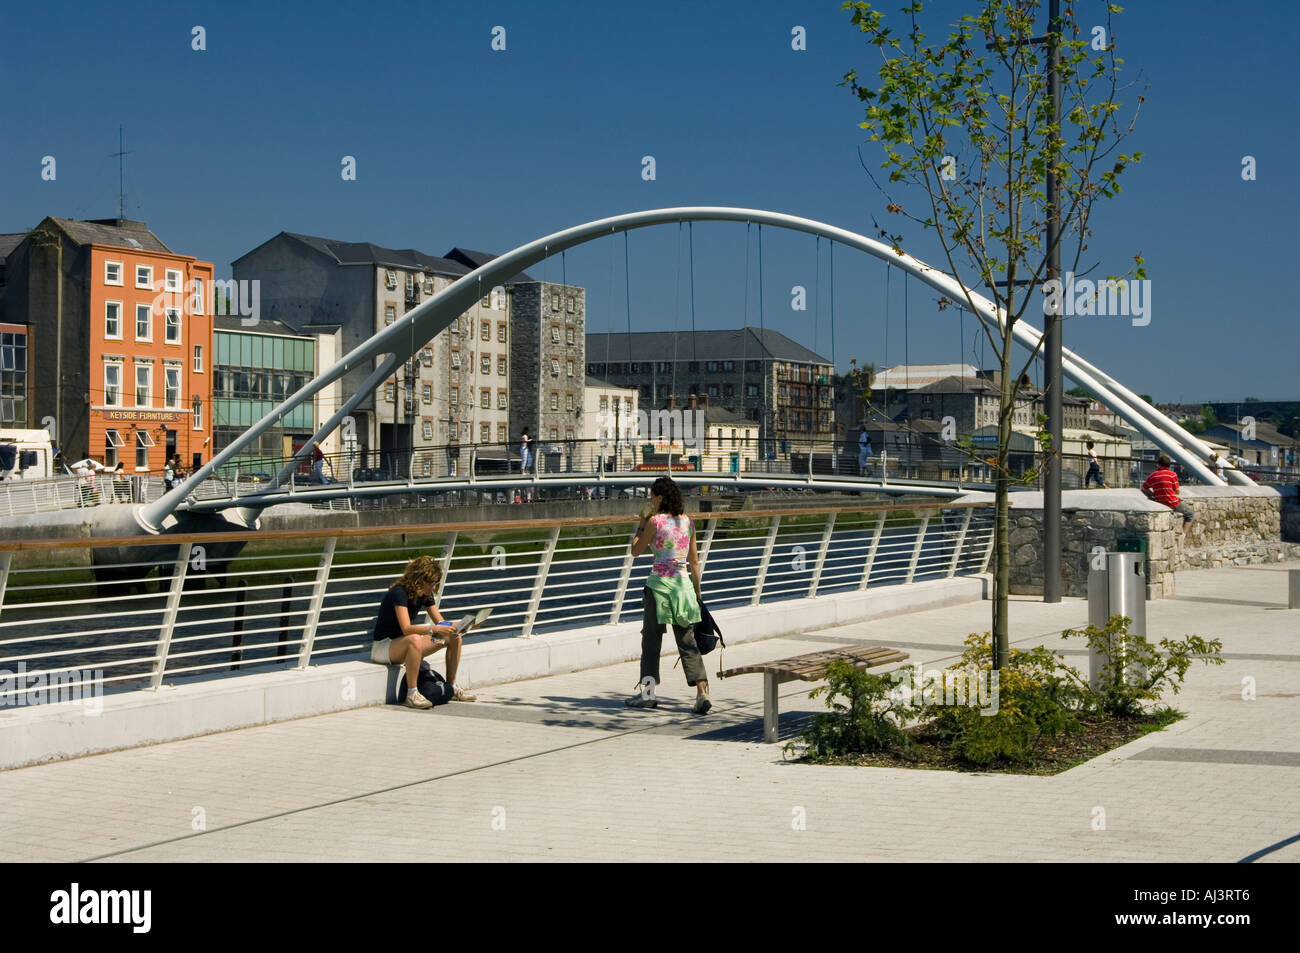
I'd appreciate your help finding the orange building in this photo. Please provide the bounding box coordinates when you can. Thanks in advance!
[4,218,213,473]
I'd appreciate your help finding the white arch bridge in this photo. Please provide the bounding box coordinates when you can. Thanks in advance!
[139,207,1246,533]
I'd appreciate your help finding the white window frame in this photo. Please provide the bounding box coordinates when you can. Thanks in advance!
[165,269,182,292]
[104,361,122,407]
[105,260,123,286]
[480,423,490,443]
[165,307,182,345]
[550,392,559,411]
[385,269,397,290]
[135,265,153,289]
[497,323,506,343]
[566,296,575,313]
[550,326,560,343]
[451,352,461,369]
[191,277,205,315]
[480,389,490,409]
[566,394,574,411]
[480,320,490,341]
[384,305,396,326]
[497,356,507,376]
[551,293,560,311]
[193,345,203,372]
[422,384,432,404]
[566,327,575,344]
[550,358,560,377]
[192,396,203,430]
[497,423,507,443]
[566,360,573,378]
[134,363,152,408]
[164,364,182,409]
[136,429,154,469]
[497,390,507,409]
[384,382,396,402]
[481,354,491,375]
[422,420,433,440]
[450,387,459,405]
[135,304,152,342]
[105,300,122,340]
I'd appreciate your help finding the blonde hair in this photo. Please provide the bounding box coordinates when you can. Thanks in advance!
[393,555,442,602]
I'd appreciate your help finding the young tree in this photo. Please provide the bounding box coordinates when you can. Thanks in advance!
[843,0,1144,666]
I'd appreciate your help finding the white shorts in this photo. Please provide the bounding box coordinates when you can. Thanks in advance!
[370,638,394,664]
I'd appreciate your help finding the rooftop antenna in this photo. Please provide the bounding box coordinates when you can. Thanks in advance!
[110,126,130,219]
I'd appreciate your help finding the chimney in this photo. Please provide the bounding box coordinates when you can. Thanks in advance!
[700,393,709,407]
[688,394,697,410]
[667,394,677,410]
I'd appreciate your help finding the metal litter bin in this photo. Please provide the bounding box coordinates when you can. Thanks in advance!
[1087,551,1147,690]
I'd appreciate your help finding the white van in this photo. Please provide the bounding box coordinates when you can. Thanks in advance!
[0,428,59,480]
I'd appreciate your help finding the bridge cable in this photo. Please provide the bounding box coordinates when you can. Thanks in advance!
[757,224,766,457]
[740,223,750,432]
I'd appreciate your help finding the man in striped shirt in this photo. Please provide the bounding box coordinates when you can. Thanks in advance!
[1142,454,1193,536]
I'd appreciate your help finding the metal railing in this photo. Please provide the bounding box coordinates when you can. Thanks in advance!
[0,499,994,707]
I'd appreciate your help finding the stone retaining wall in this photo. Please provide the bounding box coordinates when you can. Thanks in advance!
[970,485,1300,599]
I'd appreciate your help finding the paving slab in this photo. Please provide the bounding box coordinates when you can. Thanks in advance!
[1,562,1296,863]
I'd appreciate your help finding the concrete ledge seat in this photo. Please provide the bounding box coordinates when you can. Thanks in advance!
[0,575,987,770]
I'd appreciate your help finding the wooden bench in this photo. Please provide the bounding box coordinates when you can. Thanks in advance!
[718,645,910,743]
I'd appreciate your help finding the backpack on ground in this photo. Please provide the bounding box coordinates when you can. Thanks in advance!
[394,660,453,706]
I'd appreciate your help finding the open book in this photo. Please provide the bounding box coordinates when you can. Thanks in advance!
[452,606,494,634]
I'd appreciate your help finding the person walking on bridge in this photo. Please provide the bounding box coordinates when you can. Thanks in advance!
[625,476,711,714]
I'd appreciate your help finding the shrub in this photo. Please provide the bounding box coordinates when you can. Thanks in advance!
[794,661,913,759]
[927,632,1082,766]
[1063,615,1225,717]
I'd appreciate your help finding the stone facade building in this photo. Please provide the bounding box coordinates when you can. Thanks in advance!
[585,327,833,459]
[510,282,585,463]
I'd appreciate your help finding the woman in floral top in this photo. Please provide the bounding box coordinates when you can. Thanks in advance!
[625,476,711,713]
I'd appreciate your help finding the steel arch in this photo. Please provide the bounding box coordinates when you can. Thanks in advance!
[139,207,1239,532]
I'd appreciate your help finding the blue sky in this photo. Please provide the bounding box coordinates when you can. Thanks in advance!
[2,0,1295,403]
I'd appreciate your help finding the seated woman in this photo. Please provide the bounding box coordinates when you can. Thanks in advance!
[370,555,476,708]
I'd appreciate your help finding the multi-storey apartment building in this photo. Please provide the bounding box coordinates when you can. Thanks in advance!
[509,282,585,464]
[585,327,834,457]
[234,235,538,476]
[2,218,213,472]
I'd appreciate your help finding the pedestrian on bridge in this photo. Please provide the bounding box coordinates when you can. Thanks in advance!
[626,476,711,714]
[519,427,532,474]
[858,426,873,474]
[369,555,476,708]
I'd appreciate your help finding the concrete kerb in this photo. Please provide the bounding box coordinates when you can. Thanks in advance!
[0,575,987,770]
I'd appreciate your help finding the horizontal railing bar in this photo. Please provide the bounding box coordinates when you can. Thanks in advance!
[0,501,992,552]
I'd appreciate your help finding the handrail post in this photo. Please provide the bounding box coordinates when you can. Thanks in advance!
[522,524,561,637]
[946,507,973,578]
[906,512,931,584]
[980,505,997,573]
[150,541,192,689]
[751,515,781,605]
[808,511,836,597]
[437,531,457,602]
[609,525,639,624]
[696,516,718,574]
[296,536,337,669]
[0,552,11,618]
[859,511,886,590]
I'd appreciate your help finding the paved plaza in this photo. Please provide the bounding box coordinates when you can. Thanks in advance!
[1,563,1297,863]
